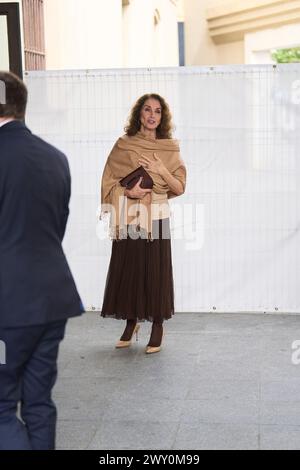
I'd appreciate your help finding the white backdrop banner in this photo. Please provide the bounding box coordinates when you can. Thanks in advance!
[25,64,300,313]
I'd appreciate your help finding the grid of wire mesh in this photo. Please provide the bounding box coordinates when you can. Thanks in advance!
[25,64,300,312]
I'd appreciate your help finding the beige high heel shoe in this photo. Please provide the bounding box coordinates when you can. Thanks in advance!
[145,345,161,354]
[115,324,140,349]
[145,326,163,354]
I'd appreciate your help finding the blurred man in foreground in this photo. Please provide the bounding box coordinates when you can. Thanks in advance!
[0,71,84,450]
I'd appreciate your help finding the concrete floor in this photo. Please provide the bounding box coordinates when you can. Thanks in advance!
[54,311,300,450]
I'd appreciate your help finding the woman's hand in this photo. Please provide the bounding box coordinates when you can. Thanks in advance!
[138,153,166,176]
[124,177,152,199]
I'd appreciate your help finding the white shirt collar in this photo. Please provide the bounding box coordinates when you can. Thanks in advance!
[0,118,15,128]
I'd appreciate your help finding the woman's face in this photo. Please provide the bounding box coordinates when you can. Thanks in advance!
[140,98,162,131]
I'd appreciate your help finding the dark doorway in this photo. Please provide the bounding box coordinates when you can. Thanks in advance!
[0,3,23,78]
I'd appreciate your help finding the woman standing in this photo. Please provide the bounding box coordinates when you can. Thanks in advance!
[100,93,186,354]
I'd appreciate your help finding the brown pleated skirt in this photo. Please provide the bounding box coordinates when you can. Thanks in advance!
[100,218,174,322]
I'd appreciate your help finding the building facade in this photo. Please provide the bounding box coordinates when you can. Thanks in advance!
[0,0,181,75]
[1,0,300,76]
[184,0,300,65]
[0,0,45,76]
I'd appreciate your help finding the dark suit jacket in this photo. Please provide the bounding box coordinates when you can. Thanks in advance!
[0,121,84,327]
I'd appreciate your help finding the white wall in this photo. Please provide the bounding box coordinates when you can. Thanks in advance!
[154,0,178,66]
[184,0,244,65]
[245,23,300,64]
[44,0,178,70]
[122,0,179,67]
[44,0,123,69]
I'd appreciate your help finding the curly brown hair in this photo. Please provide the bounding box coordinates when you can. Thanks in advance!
[124,93,174,139]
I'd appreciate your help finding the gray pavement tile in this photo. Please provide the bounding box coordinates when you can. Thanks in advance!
[259,343,299,379]
[260,401,300,426]
[186,378,260,401]
[180,398,259,425]
[131,356,197,379]
[261,363,300,380]
[54,377,122,400]
[59,350,140,378]
[194,361,261,381]
[173,422,259,450]
[102,398,184,423]
[60,346,198,379]
[56,420,99,450]
[196,343,262,367]
[260,425,300,450]
[55,397,109,421]
[87,420,179,450]
[260,378,300,402]
[53,312,300,450]
[111,373,191,401]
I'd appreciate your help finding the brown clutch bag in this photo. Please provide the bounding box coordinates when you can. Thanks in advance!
[120,166,154,190]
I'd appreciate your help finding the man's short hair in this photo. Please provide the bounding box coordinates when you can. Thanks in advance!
[0,71,28,120]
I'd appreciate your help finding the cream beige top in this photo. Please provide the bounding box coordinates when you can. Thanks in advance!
[151,191,170,220]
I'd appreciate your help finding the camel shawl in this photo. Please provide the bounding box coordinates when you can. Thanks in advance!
[100,131,186,240]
